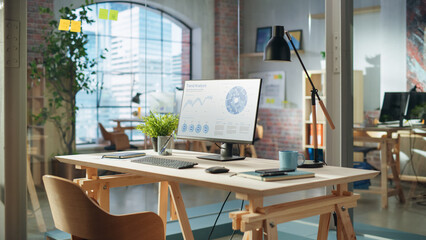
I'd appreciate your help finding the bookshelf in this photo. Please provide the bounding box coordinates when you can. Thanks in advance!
[302,70,363,160]
[27,66,47,186]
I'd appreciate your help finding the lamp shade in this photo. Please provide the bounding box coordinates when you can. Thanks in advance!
[131,92,142,104]
[263,26,291,62]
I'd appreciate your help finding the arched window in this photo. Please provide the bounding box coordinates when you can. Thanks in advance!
[76,2,191,144]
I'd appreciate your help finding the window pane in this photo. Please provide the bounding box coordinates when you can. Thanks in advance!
[99,74,132,106]
[131,38,146,72]
[163,14,183,43]
[163,42,190,75]
[146,9,162,40]
[163,74,182,92]
[146,40,162,73]
[76,89,97,108]
[79,5,97,33]
[76,108,98,144]
[110,37,133,73]
[76,2,191,143]
[97,2,132,38]
[98,107,132,132]
[131,4,147,39]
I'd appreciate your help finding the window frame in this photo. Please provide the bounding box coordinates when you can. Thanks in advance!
[76,1,192,144]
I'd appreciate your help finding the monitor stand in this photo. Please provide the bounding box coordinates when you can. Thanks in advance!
[197,143,246,161]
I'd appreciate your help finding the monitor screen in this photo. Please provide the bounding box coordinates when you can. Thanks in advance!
[177,79,262,159]
[379,92,409,123]
[406,92,426,120]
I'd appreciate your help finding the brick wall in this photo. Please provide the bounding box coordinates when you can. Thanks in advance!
[214,0,239,79]
[182,28,191,85]
[28,0,53,63]
[255,108,303,160]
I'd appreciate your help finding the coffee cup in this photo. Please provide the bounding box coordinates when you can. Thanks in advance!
[279,151,305,171]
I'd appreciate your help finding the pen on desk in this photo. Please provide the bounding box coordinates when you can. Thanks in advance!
[159,131,174,154]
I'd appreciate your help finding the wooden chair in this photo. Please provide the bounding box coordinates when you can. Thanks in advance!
[99,123,131,151]
[43,175,164,240]
[239,124,264,158]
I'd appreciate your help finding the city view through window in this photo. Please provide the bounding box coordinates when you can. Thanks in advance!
[76,2,191,144]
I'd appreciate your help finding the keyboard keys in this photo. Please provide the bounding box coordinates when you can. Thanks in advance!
[131,156,198,169]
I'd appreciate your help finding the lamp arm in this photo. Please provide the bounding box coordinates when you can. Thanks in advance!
[285,31,335,130]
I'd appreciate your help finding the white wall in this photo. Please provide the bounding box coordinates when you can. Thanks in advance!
[53,0,215,79]
[353,12,381,111]
[379,0,406,101]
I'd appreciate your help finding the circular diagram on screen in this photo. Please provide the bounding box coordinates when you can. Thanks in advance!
[181,123,187,132]
[203,124,209,134]
[195,124,202,133]
[226,86,248,114]
[189,124,194,132]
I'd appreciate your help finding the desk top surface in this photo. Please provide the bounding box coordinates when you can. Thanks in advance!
[56,150,378,197]
[354,125,425,132]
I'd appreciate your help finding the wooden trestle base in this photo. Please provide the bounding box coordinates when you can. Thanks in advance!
[230,184,359,240]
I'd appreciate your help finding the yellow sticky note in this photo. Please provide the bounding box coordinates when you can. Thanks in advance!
[99,8,108,20]
[70,20,81,33]
[109,9,119,21]
[266,98,275,104]
[58,19,70,31]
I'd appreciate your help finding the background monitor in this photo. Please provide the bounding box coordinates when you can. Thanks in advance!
[379,92,409,124]
[406,92,426,120]
[177,79,262,161]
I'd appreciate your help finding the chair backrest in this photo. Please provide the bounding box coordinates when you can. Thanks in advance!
[98,123,111,141]
[254,124,264,142]
[43,175,164,240]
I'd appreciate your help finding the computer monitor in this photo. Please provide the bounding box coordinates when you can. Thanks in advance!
[379,92,409,126]
[177,79,262,161]
[406,92,426,121]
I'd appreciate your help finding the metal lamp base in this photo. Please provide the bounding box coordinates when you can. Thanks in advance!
[299,160,324,168]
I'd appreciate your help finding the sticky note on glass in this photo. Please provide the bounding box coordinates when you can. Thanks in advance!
[58,19,70,31]
[109,9,119,21]
[70,20,81,33]
[266,98,275,104]
[99,8,109,20]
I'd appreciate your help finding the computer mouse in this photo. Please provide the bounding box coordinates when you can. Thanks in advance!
[205,166,229,174]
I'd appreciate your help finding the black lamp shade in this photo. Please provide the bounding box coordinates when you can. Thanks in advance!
[132,93,141,104]
[263,26,291,62]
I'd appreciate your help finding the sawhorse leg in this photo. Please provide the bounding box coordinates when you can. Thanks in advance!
[169,182,194,240]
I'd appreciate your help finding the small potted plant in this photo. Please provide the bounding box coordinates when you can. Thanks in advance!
[136,111,179,152]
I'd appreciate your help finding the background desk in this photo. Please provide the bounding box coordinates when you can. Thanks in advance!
[353,126,425,208]
[56,150,377,240]
[112,118,144,132]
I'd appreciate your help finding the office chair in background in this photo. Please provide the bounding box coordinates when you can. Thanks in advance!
[98,123,131,151]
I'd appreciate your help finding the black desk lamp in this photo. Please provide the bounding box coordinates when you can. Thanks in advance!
[132,93,142,104]
[264,25,335,168]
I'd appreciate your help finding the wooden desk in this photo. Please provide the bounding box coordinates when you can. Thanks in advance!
[56,150,378,240]
[112,118,144,132]
[352,126,426,208]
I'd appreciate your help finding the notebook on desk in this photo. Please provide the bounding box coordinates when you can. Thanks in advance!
[102,152,146,159]
[237,170,315,182]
